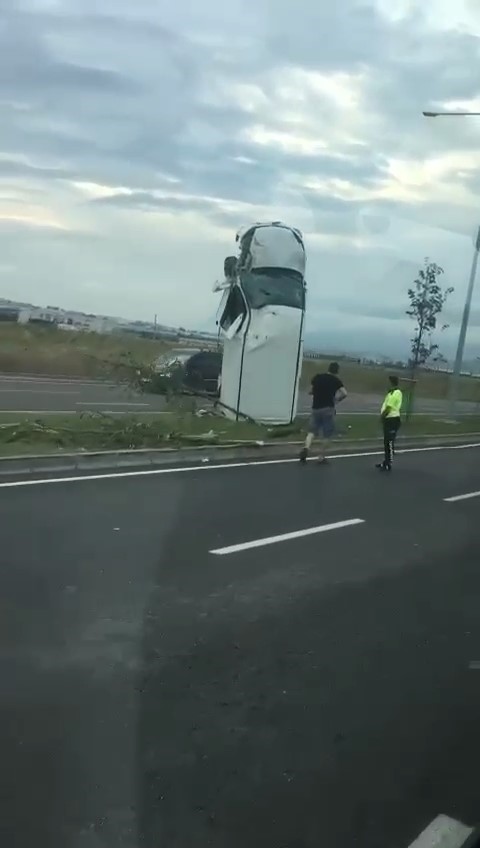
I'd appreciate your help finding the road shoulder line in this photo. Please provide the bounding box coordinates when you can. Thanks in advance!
[0,441,479,489]
[444,490,480,503]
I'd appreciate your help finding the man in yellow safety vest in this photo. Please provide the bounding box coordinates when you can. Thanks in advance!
[376,375,402,472]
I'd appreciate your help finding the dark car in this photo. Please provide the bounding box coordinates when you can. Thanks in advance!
[152,348,222,396]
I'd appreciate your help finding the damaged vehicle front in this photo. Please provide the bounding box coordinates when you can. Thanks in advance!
[144,348,222,396]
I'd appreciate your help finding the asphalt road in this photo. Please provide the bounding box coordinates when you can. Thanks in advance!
[0,374,479,416]
[0,375,168,414]
[1,445,479,847]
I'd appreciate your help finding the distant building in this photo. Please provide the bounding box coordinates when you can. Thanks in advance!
[1,296,222,346]
[18,307,57,325]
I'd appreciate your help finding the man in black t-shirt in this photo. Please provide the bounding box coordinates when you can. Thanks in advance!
[299,362,347,464]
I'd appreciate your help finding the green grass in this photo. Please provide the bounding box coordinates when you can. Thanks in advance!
[0,412,478,457]
[335,415,480,439]
[0,324,173,378]
[301,358,480,403]
[1,323,480,402]
[0,412,281,456]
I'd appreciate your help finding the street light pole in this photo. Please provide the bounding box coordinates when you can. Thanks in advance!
[448,226,480,416]
[422,111,480,117]
[422,109,480,415]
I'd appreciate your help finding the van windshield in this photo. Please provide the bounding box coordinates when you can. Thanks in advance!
[240,269,305,310]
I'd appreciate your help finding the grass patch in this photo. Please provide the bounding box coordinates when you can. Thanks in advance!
[335,415,480,440]
[0,324,172,378]
[0,412,275,456]
[0,412,478,457]
[2,324,480,403]
[301,358,480,403]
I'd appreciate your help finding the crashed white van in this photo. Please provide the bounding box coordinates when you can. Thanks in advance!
[213,221,307,424]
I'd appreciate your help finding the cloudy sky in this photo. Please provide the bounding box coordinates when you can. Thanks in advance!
[1,0,480,358]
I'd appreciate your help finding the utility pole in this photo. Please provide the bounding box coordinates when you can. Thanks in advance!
[421,111,480,416]
[448,226,480,416]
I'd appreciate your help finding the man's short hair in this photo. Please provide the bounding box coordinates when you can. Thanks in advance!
[328,361,339,375]
[389,375,399,387]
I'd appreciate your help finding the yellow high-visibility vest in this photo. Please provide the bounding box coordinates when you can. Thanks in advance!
[381,389,402,418]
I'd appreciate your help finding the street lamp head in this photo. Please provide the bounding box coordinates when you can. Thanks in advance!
[422,110,480,117]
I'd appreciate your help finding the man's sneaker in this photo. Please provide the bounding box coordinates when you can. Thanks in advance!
[299,447,308,463]
[375,462,391,472]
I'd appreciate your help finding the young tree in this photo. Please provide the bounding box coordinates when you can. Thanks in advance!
[432,352,448,371]
[406,258,453,373]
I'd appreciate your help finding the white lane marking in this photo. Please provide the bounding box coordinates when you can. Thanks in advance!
[444,490,480,503]
[0,378,107,386]
[0,389,80,395]
[398,443,480,454]
[0,375,118,389]
[0,410,170,415]
[0,442,479,490]
[210,519,364,556]
[468,661,480,669]
[407,815,472,847]
[75,401,150,407]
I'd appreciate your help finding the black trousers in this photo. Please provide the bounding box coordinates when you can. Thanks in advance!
[382,417,401,467]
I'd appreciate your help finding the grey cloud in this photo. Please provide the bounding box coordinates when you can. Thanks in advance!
[0,0,462,208]
[0,159,70,181]
[384,30,480,111]
[260,0,389,71]
[0,0,201,161]
[0,120,175,191]
[118,101,256,182]
[255,1,480,162]
[92,187,387,240]
[388,200,480,242]
[281,153,387,186]
[299,191,401,238]
[1,0,480,345]
[303,198,369,237]
[452,170,480,204]
[90,190,248,231]
[39,63,138,94]
[180,144,388,208]
[0,220,96,243]
[363,29,480,160]
[92,192,210,211]
[0,5,140,99]
[0,0,395,202]
[18,8,173,41]
[326,299,413,322]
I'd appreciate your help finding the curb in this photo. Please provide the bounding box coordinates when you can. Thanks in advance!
[0,432,479,476]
